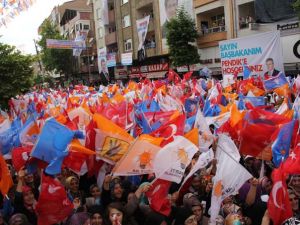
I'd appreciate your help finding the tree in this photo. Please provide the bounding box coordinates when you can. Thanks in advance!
[293,0,300,19]
[166,7,200,67]
[0,43,34,109]
[38,19,73,78]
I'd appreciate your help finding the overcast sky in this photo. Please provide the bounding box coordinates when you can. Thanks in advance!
[0,0,70,55]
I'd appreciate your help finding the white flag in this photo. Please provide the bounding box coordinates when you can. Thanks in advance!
[205,112,230,129]
[153,136,198,184]
[215,134,240,162]
[181,149,214,188]
[194,109,214,152]
[210,142,252,224]
[112,139,161,176]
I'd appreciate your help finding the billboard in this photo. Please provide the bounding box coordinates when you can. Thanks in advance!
[46,39,85,49]
[159,0,193,53]
[219,31,284,77]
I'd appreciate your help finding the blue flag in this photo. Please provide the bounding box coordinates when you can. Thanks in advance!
[272,120,295,167]
[0,117,22,154]
[185,115,196,133]
[238,95,265,108]
[203,100,221,117]
[31,118,84,175]
[136,100,160,113]
[264,72,287,91]
[243,65,251,80]
[184,98,199,116]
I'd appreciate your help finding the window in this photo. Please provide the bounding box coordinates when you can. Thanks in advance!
[122,0,128,4]
[76,24,79,31]
[122,15,131,28]
[124,39,132,51]
[83,24,90,30]
[98,27,104,38]
[80,23,83,30]
[211,14,225,27]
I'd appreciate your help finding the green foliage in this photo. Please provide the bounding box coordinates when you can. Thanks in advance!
[38,19,72,76]
[33,74,55,87]
[293,0,300,19]
[166,7,200,67]
[0,43,34,109]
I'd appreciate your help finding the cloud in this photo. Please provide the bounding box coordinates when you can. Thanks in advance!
[0,0,70,54]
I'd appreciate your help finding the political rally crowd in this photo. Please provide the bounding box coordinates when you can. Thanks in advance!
[1,67,300,225]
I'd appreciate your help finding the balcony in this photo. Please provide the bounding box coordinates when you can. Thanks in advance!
[146,47,156,58]
[105,32,117,45]
[108,9,115,23]
[194,0,218,8]
[136,0,153,9]
[197,26,227,48]
[80,63,98,73]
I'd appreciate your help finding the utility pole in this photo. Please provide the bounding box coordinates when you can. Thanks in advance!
[33,39,44,83]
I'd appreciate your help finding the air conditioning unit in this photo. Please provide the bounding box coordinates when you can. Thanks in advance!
[249,23,259,30]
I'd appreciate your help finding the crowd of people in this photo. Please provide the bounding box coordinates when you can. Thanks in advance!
[1,66,300,225]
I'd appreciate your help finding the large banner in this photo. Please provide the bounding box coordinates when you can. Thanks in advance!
[98,47,108,74]
[159,0,193,53]
[46,39,84,49]
[219,31,284,77]
[137,15,150,51]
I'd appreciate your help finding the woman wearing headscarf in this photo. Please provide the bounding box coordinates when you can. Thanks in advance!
[88,205,105,225]
[13,168,37,225]
[101,176,151,223]
[65,176,85,204]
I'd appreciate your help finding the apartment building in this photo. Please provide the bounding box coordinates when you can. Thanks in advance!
[87,0,117,81]
[39,0,99,84]
[113,0,172,80]
[194,0,299,76]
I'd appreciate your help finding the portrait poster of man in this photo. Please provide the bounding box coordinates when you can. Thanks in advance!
[159,0,193,53]
[98,47,109,85]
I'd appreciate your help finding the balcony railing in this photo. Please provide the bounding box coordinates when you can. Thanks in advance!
[199,25,226,35]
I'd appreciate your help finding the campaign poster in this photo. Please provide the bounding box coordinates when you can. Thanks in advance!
[159,0,193,53]
[219,31,284,77]
[98,47,108,74]
[107,53,116,67]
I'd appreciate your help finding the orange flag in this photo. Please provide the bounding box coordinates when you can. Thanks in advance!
[93,114,134,164]
[184,128,199,146]
[139,134,163,146]
[69,140,96,155]
[0,155,13,196]
[229,104,245,127]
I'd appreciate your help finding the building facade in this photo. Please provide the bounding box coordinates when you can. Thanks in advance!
[194,0,300,76]
[39,0,99,85]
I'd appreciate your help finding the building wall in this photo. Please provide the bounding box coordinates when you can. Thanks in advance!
[194,0,300,74]
[90,0,106,49]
